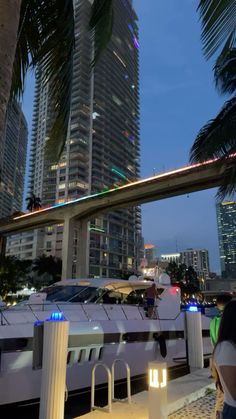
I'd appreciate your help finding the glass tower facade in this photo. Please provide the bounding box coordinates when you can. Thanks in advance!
[0,100,28,218]
[12,0,141,277]
[216,201,236,278]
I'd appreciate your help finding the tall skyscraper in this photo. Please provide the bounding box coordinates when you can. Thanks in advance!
[9,0,141,276]
[0,100,28,218]
[216,201,236,278]
[180,248,209,280]
[144,244,156,265]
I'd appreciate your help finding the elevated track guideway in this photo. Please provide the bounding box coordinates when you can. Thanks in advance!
[0,157,232,277]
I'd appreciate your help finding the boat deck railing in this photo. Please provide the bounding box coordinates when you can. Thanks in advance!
[0,302,161,325]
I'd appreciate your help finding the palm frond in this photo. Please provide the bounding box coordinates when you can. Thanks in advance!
[89,0,113,65]
[216,157,236,199]
[190,97,236,162]
[214,48,236,95]
[198,0,236,59]
[11,0,41,98]
[12,0,74,162]
[32,1,74,162]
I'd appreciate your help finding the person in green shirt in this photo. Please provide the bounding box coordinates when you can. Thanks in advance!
[210,294,232,418]
[210,294,232,346]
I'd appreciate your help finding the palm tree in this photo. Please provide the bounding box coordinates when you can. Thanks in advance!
[190,49,236,198]
[0,0,113,166]
[197,0,236,60]
[190,1,236,198]
[26,193,41,211]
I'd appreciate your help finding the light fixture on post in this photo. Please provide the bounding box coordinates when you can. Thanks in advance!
[148,361,167,419]
[39,312,69,419]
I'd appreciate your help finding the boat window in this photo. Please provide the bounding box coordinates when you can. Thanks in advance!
[69,287,102,303]
[100,290,123,304]
[122,290,145,305]
[156,288,165,296]
[123,289,146,305]
[42,286,90,302]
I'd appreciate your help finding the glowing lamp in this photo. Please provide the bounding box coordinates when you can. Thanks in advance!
[148,362,167,419]
[149,364,167,388]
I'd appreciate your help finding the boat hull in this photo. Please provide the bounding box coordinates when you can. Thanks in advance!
[0,312,211,406]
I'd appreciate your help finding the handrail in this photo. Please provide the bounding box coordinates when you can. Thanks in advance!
[91,362,112,413]
[111,359,131,404]
[0,302,186,325]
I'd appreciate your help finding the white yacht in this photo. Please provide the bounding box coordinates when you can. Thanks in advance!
[0,276,211,406]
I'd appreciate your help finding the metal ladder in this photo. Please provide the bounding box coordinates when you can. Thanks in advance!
[91,359,131,413]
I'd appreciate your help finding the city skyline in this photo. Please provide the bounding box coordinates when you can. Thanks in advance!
[216,201,236,278]
[0,100,28,219]
[21,0,228,273]
[10,0,141,278]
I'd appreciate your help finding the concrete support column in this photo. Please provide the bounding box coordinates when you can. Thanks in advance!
[76,219,89,278]
[61,216,75,280]
[61,217,89,280]
[0,235,6,258]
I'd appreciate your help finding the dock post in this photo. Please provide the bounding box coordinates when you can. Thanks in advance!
[39,313,69,419]
[185,309,204,371]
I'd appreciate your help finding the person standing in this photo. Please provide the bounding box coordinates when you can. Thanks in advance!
[210,294,232,346]
[145,282,158,318]
[213,300,236,418]
[210,294,232,418]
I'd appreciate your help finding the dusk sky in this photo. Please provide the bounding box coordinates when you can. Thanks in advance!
[21,0,228,273]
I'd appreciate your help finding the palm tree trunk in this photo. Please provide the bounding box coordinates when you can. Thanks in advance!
[0,0,21,182]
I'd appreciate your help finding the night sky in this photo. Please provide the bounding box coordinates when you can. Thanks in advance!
[21,0,228,273]
[133,0,227,273]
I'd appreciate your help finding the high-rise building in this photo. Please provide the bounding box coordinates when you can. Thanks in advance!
[144,244,156,265]
[216,201,236,278]
[160,253,180,264]
[0,100,28,218]
[8,0,141,276]
[180,248,210,280]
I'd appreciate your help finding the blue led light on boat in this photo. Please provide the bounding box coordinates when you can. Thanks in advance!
[188,306,198,312]
[48,312,65,321]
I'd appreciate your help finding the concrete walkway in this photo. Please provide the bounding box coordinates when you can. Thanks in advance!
[74,368,215,419]
[169,391,216,418]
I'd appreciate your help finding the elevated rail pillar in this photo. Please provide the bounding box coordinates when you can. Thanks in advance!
[62,216,89,280]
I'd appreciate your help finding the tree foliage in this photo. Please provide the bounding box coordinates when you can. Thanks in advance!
[0,256,31,299]
[2,0,114,164]
[191,1,236,198]
[166,262,200,297]
[198,0,236,61]
[32,255,62,284]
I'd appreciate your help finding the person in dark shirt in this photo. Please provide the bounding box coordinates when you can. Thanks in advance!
[146,283,158,318]
[210,294,232,418]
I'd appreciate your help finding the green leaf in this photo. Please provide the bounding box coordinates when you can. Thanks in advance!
[89,0,113,65]
[190,97,236,162]
[12,0,75,163]
[190,97,236,199]
[198,0,236,59]
[214,48,236,94]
